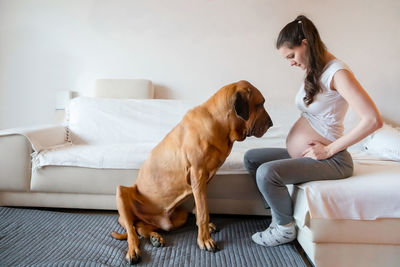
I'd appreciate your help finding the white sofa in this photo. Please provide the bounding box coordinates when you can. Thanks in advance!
[1,79,400,267]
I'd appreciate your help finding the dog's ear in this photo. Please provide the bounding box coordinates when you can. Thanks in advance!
[233,89,250,121]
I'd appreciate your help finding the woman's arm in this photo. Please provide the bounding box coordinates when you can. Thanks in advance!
[302,69,383,160]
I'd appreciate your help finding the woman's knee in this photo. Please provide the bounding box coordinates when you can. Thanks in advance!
[255,163,280,188]
[337,150,354,178]
[345,155,354,178]
[343,163,354,178]
[244,149,258,171]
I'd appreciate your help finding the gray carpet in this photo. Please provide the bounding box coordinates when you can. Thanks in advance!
[0,207,306,267]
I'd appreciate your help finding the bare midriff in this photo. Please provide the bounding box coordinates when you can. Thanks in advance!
[286,115,332,158]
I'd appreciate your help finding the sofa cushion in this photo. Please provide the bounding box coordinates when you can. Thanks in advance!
[310,218,400,244]
[66,98,192,145]
[363,122,400,161]
[294,185,400,245]
[32,135,285,173]
[31,166,137,195]
[30,166,265,210]
[28,166,268,215]
[297,156,400,220]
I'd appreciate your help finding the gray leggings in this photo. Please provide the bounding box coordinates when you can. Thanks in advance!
[243,148,353,225]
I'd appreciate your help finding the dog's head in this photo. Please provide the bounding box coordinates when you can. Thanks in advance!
[231,80,273,140]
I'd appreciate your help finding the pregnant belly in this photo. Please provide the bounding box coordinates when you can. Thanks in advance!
[286,116,332,158]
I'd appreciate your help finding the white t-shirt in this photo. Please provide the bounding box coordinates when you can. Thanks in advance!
[295,59,351,141]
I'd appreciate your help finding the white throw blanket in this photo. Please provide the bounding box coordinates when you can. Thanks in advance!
[32,97,290,173]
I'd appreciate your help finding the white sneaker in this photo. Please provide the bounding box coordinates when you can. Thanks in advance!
[252,222,296,247]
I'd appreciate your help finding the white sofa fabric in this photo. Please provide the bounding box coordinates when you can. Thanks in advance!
[11,97,400,221]
[298,155,400,220]
[1,83,400,266]
[1,96,279,215]
[35,97,289,172]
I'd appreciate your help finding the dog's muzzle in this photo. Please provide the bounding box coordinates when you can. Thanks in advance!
[250,112,273,138]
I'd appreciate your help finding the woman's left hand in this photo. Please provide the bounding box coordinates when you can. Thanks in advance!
[301,141,332,160]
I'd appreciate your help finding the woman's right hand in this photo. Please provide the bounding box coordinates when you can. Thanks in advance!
[301,140,333,160]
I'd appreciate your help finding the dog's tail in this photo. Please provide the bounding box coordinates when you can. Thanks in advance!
[111,231,127,240]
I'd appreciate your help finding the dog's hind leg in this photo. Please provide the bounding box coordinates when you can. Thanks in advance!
[136,221,165,247]
[114,185,142,265]
[170,207,189,229]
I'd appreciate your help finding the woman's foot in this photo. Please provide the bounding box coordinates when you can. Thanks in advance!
[252,221,296,247]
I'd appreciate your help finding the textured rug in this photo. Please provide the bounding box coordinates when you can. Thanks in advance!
[0,207,306,267]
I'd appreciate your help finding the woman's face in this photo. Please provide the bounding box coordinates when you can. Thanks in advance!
[278,39,308,70]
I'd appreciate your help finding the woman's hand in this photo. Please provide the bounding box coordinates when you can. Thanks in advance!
[301,141,333,160]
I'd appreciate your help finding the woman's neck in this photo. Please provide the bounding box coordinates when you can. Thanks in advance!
[323,52,336,66]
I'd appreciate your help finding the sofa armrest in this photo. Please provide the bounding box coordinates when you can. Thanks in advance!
[0,135,32,191]
[0,124,67,152]
[0,125,68,192]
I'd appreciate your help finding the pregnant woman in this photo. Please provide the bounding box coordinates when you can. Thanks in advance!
[244,15,382,246]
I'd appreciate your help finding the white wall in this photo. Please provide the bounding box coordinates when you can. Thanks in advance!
[0,0,399,129]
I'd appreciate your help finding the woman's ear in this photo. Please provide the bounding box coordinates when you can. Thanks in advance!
[302,39,308,46]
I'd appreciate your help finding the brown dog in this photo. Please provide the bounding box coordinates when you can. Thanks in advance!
[111,80,273,264]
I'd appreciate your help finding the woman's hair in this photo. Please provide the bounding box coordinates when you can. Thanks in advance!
[276,15,327,106]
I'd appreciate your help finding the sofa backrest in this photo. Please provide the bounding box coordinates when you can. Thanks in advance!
[66,97,192,145]
[65,97,362,149]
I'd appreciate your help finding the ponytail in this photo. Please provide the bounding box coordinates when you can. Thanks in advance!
[276,15,327,106]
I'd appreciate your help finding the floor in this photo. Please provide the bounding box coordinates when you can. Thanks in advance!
[39,207,313,266]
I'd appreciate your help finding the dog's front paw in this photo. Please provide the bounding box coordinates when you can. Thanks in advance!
[150,232,165,247]
[209,222,219,234]
[126,249,141,265]
[198,237,220,253]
